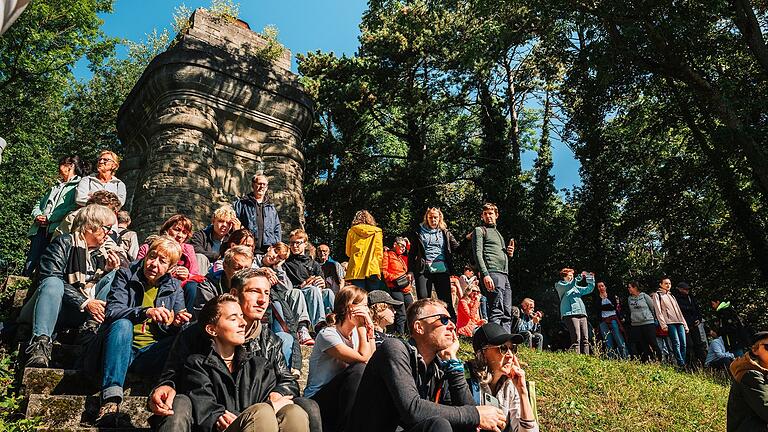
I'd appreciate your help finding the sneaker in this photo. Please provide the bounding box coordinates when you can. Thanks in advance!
[25,335,52,368]
[298,327,315,346]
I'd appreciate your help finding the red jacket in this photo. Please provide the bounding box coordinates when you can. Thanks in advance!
[381,250,411,293]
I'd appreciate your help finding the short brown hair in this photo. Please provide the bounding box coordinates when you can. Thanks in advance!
[159,215,193,237]
[198,293,240,329]
[406,298,447,333]
[560,268,574,278]
[481,203,499,216]
[87,190,122,212]
[230,268,272,296]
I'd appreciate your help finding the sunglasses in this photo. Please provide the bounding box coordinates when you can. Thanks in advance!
[416,313,451,326]
[484,343,518,356]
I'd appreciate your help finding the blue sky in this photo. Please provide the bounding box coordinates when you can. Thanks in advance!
[80,0,580,190]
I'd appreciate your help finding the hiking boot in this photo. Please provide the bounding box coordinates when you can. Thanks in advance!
[76,319,101,346]
[94,401,132,428]
[298,326,315,346]
[25,335,52,368]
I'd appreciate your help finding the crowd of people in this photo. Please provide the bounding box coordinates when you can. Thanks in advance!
[15,151,767,431]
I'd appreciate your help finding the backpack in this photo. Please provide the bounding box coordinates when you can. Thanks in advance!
[468,226,488,272]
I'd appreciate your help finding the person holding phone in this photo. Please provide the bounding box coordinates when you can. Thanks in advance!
[469,323,539,432]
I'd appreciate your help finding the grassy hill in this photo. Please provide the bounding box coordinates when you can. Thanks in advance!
[459,344,730,432]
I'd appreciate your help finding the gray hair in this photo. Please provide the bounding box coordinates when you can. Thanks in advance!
[223,245,254,269]
[72,204,116,234]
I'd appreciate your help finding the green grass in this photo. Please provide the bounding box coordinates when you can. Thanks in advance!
[458,342,728,432]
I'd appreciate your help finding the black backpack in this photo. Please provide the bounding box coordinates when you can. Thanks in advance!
[467,226,487,272]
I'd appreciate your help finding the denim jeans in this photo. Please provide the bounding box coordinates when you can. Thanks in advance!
[519,331,544,350]
[599,318,628,359]
[666,323,687,366]
[101,318,175,401]
[300,285,335,328]
[481,272,513,333]
[20,271,115,340]
[23,227,52,277]
[270,302,296,366]
[284,288,311,325]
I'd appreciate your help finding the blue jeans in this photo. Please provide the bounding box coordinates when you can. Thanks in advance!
[599,318,628,359]
[301,285,335,328]
[270,302,296,366]
[482,272,513,333]
[667,323,687,366]
[23,227,51,277]
[181,280,199,312]
[101,318,175,401]
[20,271,115,340]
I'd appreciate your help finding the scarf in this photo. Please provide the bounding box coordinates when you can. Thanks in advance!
[66,232,106,297]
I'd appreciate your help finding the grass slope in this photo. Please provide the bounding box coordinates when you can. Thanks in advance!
[459,344,729,432]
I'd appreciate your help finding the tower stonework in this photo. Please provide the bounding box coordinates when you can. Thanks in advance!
[117,9,312,239]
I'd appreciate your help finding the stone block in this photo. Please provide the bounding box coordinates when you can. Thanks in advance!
[23,368,154,397]
[27,394,150,429]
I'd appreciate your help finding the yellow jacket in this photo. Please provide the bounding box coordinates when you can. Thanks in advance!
[345,224,383,280]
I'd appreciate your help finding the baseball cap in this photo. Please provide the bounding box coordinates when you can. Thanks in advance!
[368,290,404,307]
[472,322,524,352]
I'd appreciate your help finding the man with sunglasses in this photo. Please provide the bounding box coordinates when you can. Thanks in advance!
[348,298,507,432]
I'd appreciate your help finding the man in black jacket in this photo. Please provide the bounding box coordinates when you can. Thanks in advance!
[148,268,320,432]
[189,204,238,265]
[347,298,507,432]
[232,174,282,254]
[673,282,708,367]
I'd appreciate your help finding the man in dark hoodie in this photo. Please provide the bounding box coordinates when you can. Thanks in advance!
[233,174,281,254]
[727,331,768,432]
[672,282,708,367]
[282,229,335,331]
[347,298,507,432]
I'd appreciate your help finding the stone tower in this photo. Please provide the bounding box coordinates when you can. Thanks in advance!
[116,9,313,239]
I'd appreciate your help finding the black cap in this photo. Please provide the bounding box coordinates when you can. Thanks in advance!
[472,323,524,352]
[752,331,768,345]
[677,282,691,290]
[368,290,403,307]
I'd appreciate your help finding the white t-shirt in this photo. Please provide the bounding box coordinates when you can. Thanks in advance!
[303,326,359,397]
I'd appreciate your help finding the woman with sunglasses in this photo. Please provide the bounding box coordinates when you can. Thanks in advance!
[304,285,375,432]
[75,150,127,207]
[407,207,460,320]
[469,323,539,432]
[457,283,486,337]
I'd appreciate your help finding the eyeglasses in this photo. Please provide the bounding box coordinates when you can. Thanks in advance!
[483,343,518,356]
[101,225,112,233]
[290,240,305,246]
[416,314,451,326]
[97,158,114,164]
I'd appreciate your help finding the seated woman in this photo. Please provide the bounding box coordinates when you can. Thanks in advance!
[23,155,87,276]
[727,331,768,431]
[212,228,255,272]
[94,236,191,426]
[367,290,402,345]
[137,214,200,309]
[182,294,309,432]
[20,204,124,368]
[469,323,539,432]
[75,150,127,207]
[303,286,375,432]
[457,283,486,337]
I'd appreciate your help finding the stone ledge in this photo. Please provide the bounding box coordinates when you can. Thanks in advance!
[27,394,150,429]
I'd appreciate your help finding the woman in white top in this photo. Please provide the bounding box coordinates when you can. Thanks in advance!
[75,150,126,207]
[303,285,375,432]
[470,323,539,432]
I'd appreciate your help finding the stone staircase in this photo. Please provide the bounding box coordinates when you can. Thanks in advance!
[6,275,314,430]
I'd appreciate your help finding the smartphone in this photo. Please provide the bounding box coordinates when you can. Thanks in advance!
[483,393,501,409]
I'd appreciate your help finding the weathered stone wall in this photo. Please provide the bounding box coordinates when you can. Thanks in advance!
[117,9,312,239]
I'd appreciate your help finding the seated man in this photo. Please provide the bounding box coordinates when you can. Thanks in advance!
[92,236,191,426]
[148,268,321,432]
[189,204,239,271]
[20,204,125,367]
[518,298,544,350]
[183,294,309,432]
[348,298,507,432]
[283,229,335,331]
[705,327,735,370]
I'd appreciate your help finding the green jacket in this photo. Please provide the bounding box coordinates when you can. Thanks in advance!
[728,353,768,431]
[28,176,80,236]
[472,224,508,275]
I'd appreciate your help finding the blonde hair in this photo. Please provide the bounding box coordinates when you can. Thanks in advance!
[370,303,391,329]
[289,228,308,242]
[352,210,377,227]
[212,204,238,224]
[423,207,447,230]
[98,150,120,172]
[72,204,116,234]
[148,235,183,265]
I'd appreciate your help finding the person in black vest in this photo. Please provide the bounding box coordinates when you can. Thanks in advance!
[673,282,708,367]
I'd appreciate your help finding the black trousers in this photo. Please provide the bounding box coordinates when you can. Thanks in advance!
[310,362,366,432]
[389,290,414,334]
[415,272,455,320]
[630,324,660,362]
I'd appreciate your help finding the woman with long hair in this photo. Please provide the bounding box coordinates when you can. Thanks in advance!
[344,210,384,291]
[303,285,375,432]
[407,207,460,320]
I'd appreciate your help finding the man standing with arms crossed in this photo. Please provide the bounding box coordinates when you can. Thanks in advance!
[233,174,282,255]
[473,203,516,333]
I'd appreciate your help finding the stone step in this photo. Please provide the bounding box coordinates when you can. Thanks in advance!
[22,368,154,397]
[27,394,150,429]
[39,428,149,432]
